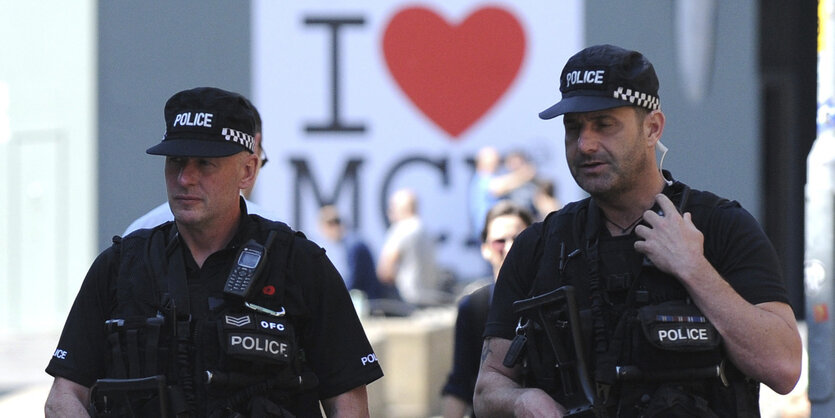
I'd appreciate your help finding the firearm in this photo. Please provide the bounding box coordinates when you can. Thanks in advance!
[507,285,604,417]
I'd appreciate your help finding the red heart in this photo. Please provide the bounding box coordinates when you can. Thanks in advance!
[383,6,526,138]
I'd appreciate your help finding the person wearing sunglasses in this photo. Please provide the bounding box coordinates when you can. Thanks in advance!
[441,200,533,418]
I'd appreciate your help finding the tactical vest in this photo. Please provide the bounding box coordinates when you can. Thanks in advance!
[91,217,320,418]
[516,181,760,418]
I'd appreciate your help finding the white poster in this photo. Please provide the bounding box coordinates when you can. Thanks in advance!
[253,0,583,281]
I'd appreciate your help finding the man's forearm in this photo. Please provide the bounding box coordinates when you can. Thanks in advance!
[45,378,90,418]
[473,337,565,417]
[679,264,801,393]
[321,385,370,418]
[45,396,89,418]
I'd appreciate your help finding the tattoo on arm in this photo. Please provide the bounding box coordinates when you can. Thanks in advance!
[481,338,494,365]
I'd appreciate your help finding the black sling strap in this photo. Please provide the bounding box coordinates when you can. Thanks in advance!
[268,222,298,304]
[148,226,190,317]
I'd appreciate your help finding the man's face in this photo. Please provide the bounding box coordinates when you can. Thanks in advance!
[562,106,652,199]
[481,214,528,278]
[165,152,252,228]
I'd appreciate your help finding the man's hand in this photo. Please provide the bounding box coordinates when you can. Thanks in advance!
[633,193,708,282]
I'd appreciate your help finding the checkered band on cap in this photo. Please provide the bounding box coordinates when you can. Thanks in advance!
[613,87,660,111]
[222,128,254,152]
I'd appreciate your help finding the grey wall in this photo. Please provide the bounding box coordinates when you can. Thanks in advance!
[585,1,761,218]
[97,1,252,249]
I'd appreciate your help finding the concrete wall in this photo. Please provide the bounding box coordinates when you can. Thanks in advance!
[586,1,761,218]
[97,1,252,247]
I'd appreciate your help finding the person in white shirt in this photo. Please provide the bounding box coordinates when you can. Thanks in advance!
[377,188,442,306]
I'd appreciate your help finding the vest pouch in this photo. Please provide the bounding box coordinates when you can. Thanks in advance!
[90,375,169,418]
[104,314,169,380]
[629,301,722,373]
[639,384,719,418]
[219,312,297,366]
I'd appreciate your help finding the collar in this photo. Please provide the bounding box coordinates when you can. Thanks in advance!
[165,196,255,255]
[586,170,685,239]
[226,196,255,250]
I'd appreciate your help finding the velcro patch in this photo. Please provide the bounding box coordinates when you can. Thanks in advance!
[649,322,717,349]
[639,302,721,352]
[224,314,255,329]
[226,332,292,364]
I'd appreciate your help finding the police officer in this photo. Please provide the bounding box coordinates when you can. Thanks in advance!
[45,87,383,417]
[473,45,802,417]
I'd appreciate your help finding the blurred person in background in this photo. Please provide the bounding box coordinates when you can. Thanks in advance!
[469,146,503,243]
[441,200,533,418]
[318,204,396,300]
[532,178,562,220]
[377,188,444,307]
[499,149,539,217]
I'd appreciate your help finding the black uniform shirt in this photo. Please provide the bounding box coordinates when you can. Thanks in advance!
[485,179,790,341]
[47,202,383,404]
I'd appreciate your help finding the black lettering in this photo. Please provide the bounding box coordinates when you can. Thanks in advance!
[303,16,366,134]
[464,155,479,247]
[379,155,449,242]
[290,157,363,229]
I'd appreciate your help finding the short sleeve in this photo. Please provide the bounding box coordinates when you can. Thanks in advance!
[291,240,384,399]
[45,247,118,387]
[701,202,789,306]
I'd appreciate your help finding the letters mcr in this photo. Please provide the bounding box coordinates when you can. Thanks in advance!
[290,14,479,248]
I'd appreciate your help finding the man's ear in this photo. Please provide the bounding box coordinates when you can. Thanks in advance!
[644,109,665,147]
[239,152,259,190]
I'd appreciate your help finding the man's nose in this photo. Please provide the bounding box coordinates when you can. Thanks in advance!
[577,127,599,153]
[178,160,199,184]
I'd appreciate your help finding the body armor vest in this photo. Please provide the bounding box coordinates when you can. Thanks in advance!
[516,181,760,418]
[92,217,319,418]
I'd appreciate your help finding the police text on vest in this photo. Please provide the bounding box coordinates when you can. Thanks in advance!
[658,327,708,342]
[230,335,288,357]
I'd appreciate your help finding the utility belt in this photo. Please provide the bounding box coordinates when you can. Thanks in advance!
[91,307,316,418]
[507,286,728,418]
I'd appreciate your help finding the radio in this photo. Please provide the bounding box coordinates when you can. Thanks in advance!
[224,239,268,299]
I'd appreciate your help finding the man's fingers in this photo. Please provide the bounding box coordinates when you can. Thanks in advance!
[654,193,677,216]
